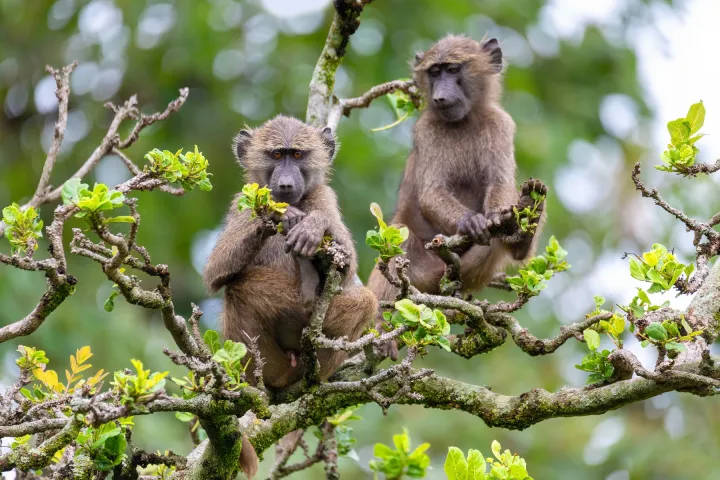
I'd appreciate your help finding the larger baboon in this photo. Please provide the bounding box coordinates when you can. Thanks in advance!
[203,115,376,477]
[368,34,546,323]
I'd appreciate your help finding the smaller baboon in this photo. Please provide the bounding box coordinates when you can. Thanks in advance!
[368,35,546,346]
[203,115,377,477]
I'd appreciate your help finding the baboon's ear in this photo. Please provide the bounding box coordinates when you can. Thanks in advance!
[414,50,425,67]
[232,129,253,166]
[482,38,502,73]
[320,126,337,162]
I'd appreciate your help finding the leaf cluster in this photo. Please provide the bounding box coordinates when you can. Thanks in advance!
[383,299,451,353]
[237,183,288,227]
[2,203,43,254]
[575,329,614,385]
[61,178,133,224]
[144,145,213,191]
[138,451,177,479]
[369,428,431,479]
[506,236,569,296]
[639,316,703,356]
[445,440,533,480]
[205,329,248,390]
[371,85,419,132]
[622,244,693,318]
[629,243,693,294]
[16,346,107,402]
[317,405,363,460]
[366,203,409,262]
[111,359,168,406]
[75,418,133,471]
[512,191,544,234]
[586,296,625,348]
[657,101,705,174]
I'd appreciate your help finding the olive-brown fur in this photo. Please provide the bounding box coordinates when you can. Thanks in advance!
[368,34,546,318]
[203,115,377,477]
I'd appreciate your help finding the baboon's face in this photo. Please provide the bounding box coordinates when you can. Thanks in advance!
[266,148,307,205]
[426,62,471,122]
[414,35,504,123]
[233,116,336,205]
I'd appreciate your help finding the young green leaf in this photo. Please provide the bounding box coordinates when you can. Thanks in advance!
[583,329,601,351]
[445,447,469,480]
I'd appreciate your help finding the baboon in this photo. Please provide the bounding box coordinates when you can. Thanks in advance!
[203,115,377,477]
[368,35,547,340]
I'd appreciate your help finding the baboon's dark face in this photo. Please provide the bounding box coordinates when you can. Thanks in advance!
[267,148,306,205]
[233,115,337,206]
[427,63,471,122]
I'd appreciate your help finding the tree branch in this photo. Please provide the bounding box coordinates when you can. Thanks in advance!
[306,0,372,127]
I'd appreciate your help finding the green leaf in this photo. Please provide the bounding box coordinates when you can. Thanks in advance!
[583,329,601,351]
[61,178,88,206]
[393,429,410,453]
[175,412,195,422]
[684,263,695,278]
[466,449,486,480]
[103,216,136,224]
[686,101,705,134]
[665,341,686,353]
[593,295,605,309]
[436,336,452,352]
[203,330,221,354]
[646,269,668,290]
[667,119,691,146]
[373,442,394,459]
[395,299,421,322]
[93,431,127,471]
[491,440,502,461]
[369,202,386,229]
[445,447,468,480]
[371,87,417,132]
[629,258,646,282]
[644,323,668,342]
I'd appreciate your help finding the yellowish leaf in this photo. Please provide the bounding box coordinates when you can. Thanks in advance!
[74,364,92,374]
[87,369,108,387]
[76,346,93,364]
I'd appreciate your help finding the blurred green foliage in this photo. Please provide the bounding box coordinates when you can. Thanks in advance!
[3,0,720,479]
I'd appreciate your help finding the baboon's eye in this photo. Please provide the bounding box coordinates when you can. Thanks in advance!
[428,66,441,77]
[293,151,304,159]
[272,150,282,159]
[447,64,461,74]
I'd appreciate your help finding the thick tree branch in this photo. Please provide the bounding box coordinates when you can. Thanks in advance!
[306,0,372,127]
[492,312,612,356]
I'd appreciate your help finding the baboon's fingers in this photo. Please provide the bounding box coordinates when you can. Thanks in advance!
[302,237,320,257]
[291,233,310,256]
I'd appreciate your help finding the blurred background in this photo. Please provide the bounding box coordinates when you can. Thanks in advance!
[1,0,720,478]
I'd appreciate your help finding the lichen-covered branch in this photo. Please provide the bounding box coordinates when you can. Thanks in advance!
[0,206,76,343]
[306,0,372,127]
[492,312,612,356]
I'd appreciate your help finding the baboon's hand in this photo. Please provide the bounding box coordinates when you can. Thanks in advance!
[281,206,306,231]
[485,207,513,232]
[457,212,491,245]
[285,217,324,257]
[376,316,399,361]
[518,178,548,211]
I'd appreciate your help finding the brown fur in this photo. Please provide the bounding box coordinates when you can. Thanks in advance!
[368,34,545,305]
[203,116,376,478]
